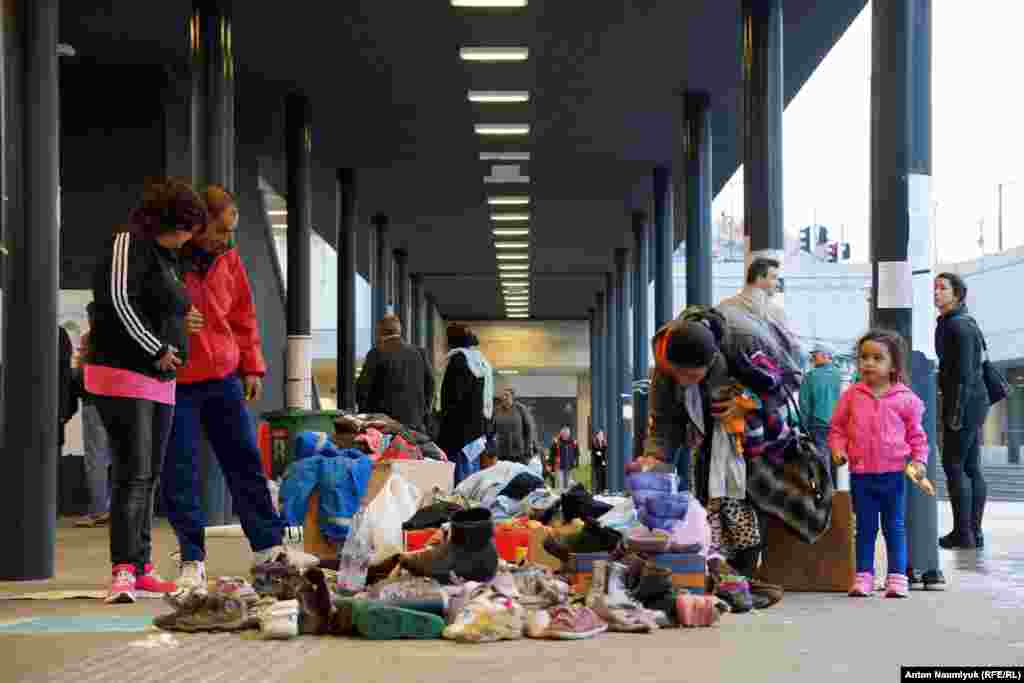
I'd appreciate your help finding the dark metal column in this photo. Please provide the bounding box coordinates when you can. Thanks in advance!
[653,167,674,328]
[632,212,651,458]
[588,307,598,465]
[1,0,60,580]
[593,293,606,442]
[871,0,939,576]
[336,168,358,413]
[614,248,631,475]
[285,93,313,409]
[425,296,437,364]
[394,248,410,339]
[372,214,390,325]
[604,273,620,492]
[742,0,785,265]
[684,91,713,306]
[190,0,235,189]
[411,274,425,348]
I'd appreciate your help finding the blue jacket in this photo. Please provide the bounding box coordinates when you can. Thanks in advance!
[280,431,372,542]
[799,363,842,429]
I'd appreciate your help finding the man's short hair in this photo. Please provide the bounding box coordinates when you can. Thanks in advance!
[746,257,781,285]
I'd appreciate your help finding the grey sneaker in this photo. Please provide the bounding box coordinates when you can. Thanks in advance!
[155,594,250,633]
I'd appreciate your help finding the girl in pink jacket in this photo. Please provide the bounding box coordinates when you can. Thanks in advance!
[828,330,929,598]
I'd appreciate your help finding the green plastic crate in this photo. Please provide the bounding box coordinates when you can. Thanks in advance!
[262,409,344,479]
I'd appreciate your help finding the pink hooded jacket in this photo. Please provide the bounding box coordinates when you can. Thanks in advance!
[827,382,929,475]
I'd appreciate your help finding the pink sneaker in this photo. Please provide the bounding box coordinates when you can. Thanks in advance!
[136,564,177,596]
[885,573,909,598]
[848,572,873,597]
[105,564,137,604]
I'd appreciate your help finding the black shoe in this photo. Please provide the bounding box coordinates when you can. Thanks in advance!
[922,570,947,591]
[906,569,924,589]
[939,532,976,550]
[428,508,499,584]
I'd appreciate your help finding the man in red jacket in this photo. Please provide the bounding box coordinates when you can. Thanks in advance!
[161,185,291,593]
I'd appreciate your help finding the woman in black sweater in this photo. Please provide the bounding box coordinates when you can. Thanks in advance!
[85,179,207,603]
[934,272,990,550]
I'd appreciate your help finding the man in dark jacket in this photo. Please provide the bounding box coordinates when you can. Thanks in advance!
[438,324,488,484]
[492,386,538,464]
[356,314,435,432]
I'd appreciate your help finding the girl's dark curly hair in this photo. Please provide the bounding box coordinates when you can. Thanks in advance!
[856,328,909,384]
[126,177,208,238]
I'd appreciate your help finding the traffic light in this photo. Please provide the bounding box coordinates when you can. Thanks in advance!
[841,243,851,261]
[800,227,811,253]
[828,243,839,262]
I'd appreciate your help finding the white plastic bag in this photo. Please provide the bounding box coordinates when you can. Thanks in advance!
[669,497,711,556]
[597,498,638,532]
[336,511,374,594]
[363,471,422,565]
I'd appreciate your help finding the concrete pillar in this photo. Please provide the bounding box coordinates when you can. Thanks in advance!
[0,0,60,580]
[285,93,313,410]
[394,248,410,340]
[336,169,358,413]
[593,293,606,441]
[683,91,713,306]
[741,0,785,267]
[632,212,651,458]
[871,0,939,577]
[653,167,674,328]
[604,273,619,492]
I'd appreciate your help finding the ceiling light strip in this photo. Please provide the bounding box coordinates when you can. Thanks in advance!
[452,0,527,8]
[475,124,530,136]
[480,152,530,162]
[469,91,530,104]
[488,196,530,205]
[460,47,529,62]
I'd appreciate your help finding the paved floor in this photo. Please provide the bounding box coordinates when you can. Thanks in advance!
[2,505,1022,683]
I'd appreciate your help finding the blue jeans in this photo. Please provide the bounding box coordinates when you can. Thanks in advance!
[851,472,907,575]
[82,402,112,515]
[162,375,284,562]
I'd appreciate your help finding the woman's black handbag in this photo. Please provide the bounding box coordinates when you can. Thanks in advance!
[968,317,1010,405]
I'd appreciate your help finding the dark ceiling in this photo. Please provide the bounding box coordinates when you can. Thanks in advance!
[61,0,865,321]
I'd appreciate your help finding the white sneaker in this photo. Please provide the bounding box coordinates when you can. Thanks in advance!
[261,599,299,640]
[177,561,208,592]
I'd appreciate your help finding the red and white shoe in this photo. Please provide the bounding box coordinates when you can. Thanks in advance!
[105,564,137,604]
[136,563,177,597]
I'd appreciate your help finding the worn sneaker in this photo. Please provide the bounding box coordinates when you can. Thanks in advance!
[922,569,947,591]
[540,606,608,640]
[105,564,137,604]
[173,561,207,593]
[885,573,909,598]
[137,564,177,596]
[156,594,250,633]
[848,572,874,597]
[252,545,320,572]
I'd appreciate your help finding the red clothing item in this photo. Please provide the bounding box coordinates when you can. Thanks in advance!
[177,249,266,385]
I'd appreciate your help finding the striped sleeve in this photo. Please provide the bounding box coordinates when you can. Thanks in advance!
[111,232,164,357]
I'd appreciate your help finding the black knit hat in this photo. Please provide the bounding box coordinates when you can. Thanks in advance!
[665,321,718,368]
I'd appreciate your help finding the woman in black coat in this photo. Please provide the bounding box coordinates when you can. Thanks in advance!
[934,272,989,550]
[438,324,487,484]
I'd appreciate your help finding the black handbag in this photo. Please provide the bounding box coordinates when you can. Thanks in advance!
[967,317,1010,405]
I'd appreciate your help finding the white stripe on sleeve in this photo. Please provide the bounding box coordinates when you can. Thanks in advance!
[111,232,162,355]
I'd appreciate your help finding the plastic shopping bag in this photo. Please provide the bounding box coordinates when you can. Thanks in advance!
[363,470,422,565]
[597,498,638,532]
[669,496,711,556]
[337,510,374,594]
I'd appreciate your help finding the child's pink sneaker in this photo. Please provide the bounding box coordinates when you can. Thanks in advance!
[848,572,873,597]
[136,563,177,596]
[105,564,137,604]
[885,573,909,598]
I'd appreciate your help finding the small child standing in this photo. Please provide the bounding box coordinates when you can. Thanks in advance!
[828,330,929,598]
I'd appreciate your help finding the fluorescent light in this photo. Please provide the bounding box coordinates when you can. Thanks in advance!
[498,263,529,271]
[488,196,530,206]
[268,209,287,216]
[453,0,526,6]
[495,242,529,249]
[469,91,530,104]
[499,271,528,278]
[503,286,529,292]
[508,314,529,319]
[492,213,530,221]
[505,298,529,305]
[460,47,529,62]
[484,174,530,184]
[480,152,531,162]
[506,309,529,314]
[272,223,287,229]
[496,253,529,261]
[493,228,530,237]
[475,124,530,136]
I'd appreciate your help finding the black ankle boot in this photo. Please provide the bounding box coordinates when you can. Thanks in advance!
[429,508,499,584]
[972,496,986,549]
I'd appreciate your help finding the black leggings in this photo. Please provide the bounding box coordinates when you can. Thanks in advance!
[941,399,989,537]
[93,396,174,573]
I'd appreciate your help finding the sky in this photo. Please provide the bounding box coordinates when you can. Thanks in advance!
[711,0,1023,264]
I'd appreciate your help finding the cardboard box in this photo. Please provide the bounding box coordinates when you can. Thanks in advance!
[568,551,707,595]
[754,491,855,592]
[303,459,456,562]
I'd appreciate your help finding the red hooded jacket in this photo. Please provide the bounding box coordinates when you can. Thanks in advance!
[177,248,266,385]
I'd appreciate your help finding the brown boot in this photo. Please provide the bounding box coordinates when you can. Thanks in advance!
[399,543,450,577]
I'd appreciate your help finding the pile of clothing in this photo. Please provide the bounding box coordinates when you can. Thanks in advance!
[334,413,448,462]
